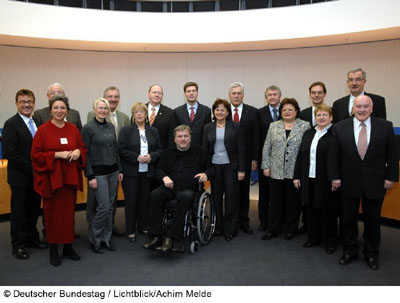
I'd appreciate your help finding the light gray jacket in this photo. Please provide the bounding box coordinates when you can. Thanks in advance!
[261,118,310,180]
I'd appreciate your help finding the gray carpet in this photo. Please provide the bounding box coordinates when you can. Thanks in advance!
[1,201,400,286]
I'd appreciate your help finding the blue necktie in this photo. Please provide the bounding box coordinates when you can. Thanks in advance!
[28,118,36,137]
[272,108,278,121]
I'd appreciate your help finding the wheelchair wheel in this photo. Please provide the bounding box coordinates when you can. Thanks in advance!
[189,240,199,254]
[196,190,216,245]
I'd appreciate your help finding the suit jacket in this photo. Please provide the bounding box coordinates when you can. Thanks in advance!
[261,118,310,180]
[174,102,211,146]
[87,110,130,135]
[234,104,259,169]
[328,117,399,199]
[147,103,175,149]
[2,114,37,186]
[258,105,280,159]
[294,127,336,208]
[118,124,162,178]
[332,92,386,123]
[299,106,314,127]
[203,120,246,172]
[33,106,82,131]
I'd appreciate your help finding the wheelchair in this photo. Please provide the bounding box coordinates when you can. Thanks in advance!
[162,182,216,254]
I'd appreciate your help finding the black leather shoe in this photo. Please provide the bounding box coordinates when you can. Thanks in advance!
[62,244,81,261]
[101,241,116,251]
[258,223,267,232]
[302,240,321,248]
[261,232,276,240]
[143,237,162,249]
[12,248,29,260]
[224,234,233,242]
[25,240,47,249]
[90,243,105,254]
[326,247,336,254]
[284,233,294,240]
[161,237,173,252]
[339,253,358,265]
[240,224,254,235]
[112,228,125,237]
[365,256,379,270]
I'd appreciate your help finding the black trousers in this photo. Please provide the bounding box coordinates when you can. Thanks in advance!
[148,186,195,240]
[10,185,42,249]
[306,178,338,248]
[341,195,383,258]
[122,173,153,235]
[211,164,239,236]
[267,178,300,235]
[238,167,251,225]
[258,168,270,226]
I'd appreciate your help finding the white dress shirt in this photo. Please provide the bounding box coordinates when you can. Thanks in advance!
[231,103,243,121]
[308,124,332,178]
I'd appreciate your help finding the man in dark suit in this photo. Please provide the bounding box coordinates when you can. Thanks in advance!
[146,84,175,150]
[332,67,386,123]
[229,82,259,235]
[2,89,46,260]
[33,83,82,131]
[299,81,327,127]
[328,95,398,270]
[258,85,281,233]
[174,82,211,146]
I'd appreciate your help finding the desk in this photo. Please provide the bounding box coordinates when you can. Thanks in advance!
[1,160,124,214]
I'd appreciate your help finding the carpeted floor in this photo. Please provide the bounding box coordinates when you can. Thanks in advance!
[1,187,400,286]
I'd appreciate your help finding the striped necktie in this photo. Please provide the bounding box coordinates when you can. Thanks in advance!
[149,107,156,126]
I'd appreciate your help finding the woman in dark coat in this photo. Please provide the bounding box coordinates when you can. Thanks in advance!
[118,102,162,242]
[203,98,246,241]
[293,104,338,254]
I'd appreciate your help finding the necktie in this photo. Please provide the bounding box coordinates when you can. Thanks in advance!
[28,118,36,137]
[234,108,239,123]
[357,122,367,160]
[110,112,118,139]
[190,106,195,123]
[149,107,156,126]
[272,108,278,121]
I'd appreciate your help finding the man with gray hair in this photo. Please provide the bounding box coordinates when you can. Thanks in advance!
[33,83,82,131]
[332,67,386,123]
[229,82,259,235]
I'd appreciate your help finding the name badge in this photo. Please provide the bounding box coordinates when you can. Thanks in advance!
[60,138,68,144]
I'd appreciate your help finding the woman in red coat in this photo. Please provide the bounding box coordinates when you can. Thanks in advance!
[31,95,86,266]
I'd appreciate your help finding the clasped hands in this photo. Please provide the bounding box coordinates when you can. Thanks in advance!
[55,149,80,162]
[137,154,151,164]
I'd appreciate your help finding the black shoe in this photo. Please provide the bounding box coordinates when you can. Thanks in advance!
[90,243,105,254]
[261,232,276,240]
[143,237,162,249]
[339,253,358,265]
[240,224,254,235]
[49,244,61,267]
[101,241,116,251]
[12,248,29,260]
[112,228,125,237]
[284,233,294,240]
[62,244,81,261]
[161,237,173,252]
[25,240,47,249]
[258,223,267,232]
[302,240,321,248]
[128,234,136,242]
[326,247,336,254]
[365,256,379,270]
[224,234,233,242]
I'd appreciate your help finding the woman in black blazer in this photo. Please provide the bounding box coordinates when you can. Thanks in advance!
[293,104,338,254]
[203,98,246,241]
[118,102,162,242]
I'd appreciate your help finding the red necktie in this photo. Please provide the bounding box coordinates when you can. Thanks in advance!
[190,106,195,123]
[234,108,239,122]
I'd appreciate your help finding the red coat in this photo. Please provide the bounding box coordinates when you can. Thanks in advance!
[31,121,86,198]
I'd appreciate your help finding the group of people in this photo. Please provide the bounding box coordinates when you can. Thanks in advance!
[2,67,398,271]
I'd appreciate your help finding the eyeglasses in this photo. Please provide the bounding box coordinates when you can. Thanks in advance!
[18,100,34,105]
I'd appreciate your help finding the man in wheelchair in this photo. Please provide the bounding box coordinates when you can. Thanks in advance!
[143,124,215,252]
